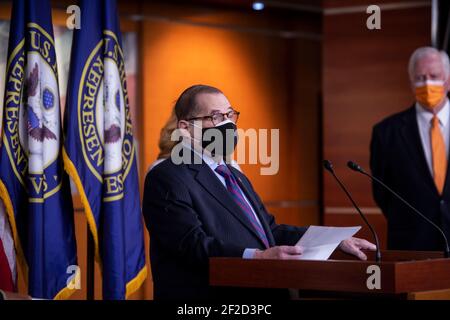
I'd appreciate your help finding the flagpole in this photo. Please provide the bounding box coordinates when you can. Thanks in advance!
[86,226,95,300]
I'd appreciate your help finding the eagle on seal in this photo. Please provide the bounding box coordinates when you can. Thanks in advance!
[25,63,57,141]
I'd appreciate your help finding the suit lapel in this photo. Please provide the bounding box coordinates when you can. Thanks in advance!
[229,166,276,246]
[441,111,450,197]
[442,159,450,198]
[400,106,438,194]
[188,161,269,247]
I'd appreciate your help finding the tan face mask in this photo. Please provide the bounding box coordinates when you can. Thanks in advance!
[414,80,446,109]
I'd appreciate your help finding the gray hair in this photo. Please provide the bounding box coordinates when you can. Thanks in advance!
[408,46,450,81]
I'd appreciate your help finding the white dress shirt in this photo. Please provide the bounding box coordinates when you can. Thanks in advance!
[187,143,263,258]
[149,142,264,258]
[415,99,450,177]
[196,149,264,227]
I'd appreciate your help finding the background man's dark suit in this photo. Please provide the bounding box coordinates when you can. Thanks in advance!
[142,153,307,300]
[370,106,450,251]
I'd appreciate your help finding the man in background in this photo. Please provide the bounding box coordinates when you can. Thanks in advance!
[371,47,450,251]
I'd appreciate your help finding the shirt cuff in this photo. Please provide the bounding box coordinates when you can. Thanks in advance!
[243,248,257,259]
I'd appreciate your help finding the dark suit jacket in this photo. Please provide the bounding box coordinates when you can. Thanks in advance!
[370,105,450,251]
[142,153,307,301]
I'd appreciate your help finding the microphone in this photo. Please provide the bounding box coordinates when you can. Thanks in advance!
[323,160,382,262]
[347,160,450,258]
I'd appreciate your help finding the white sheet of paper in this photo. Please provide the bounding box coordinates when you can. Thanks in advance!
[295,226,361,260]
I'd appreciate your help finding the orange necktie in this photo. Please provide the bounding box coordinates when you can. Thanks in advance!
[431,115,447,194]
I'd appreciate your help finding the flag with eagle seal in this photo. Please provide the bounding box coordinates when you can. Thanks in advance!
[0,0,78,299]
[63,0,147,299]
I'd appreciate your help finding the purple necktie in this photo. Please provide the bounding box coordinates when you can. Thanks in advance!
[215,165,269,248]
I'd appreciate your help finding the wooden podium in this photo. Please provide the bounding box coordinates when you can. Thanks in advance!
[209,250,450,299]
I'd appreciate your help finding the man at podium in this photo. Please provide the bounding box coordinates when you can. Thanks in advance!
[143,85,376,300]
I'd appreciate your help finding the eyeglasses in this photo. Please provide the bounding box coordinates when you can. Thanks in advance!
[187,110,240,126]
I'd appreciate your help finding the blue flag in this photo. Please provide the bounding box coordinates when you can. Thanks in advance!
[63,0,147,299]
[0,0,78,299]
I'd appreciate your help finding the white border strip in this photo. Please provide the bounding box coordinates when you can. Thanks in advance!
[324,1,430,16]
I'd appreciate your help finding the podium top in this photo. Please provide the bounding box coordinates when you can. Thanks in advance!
[209,250,450,295]
[330,249,444,261]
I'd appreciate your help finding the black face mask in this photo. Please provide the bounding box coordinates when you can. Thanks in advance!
[201,120,238,157]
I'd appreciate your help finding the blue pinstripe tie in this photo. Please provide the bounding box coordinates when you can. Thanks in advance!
[215,165,269,248]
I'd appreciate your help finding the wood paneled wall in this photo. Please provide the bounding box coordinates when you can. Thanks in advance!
[322,0,431,248]
[139,2,322,299]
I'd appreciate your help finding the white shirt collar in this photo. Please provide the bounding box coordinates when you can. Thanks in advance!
[416,98,450,127]
[201,150,225,169]
[181,141,225,169]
